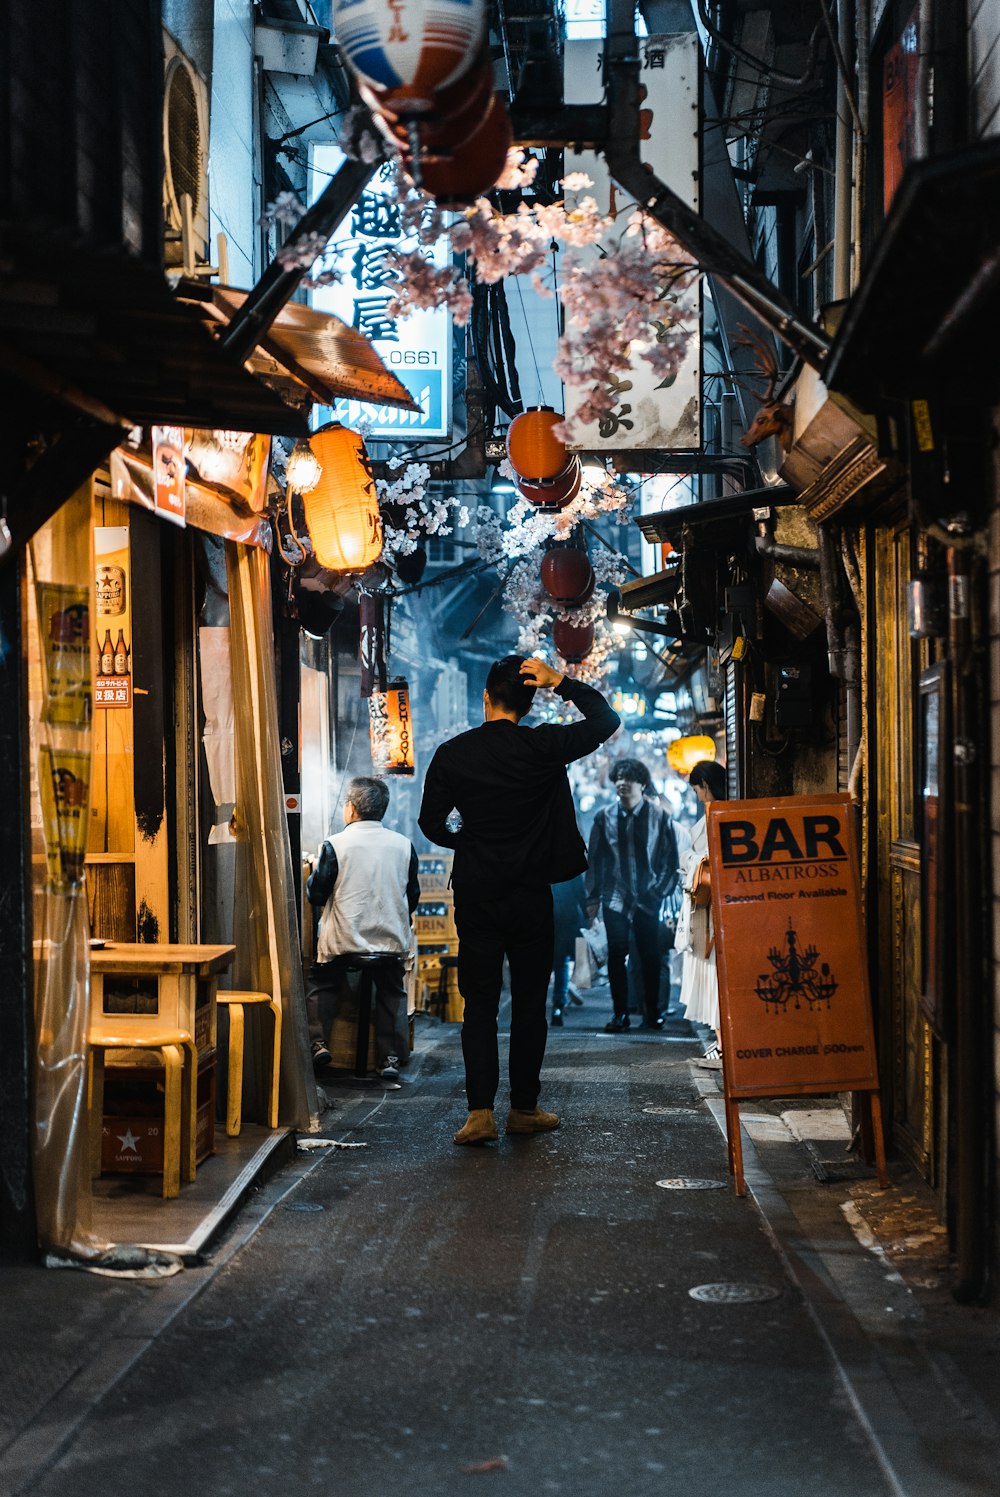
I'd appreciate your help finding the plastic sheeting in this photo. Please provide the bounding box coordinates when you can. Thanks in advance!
[226,542,319,1130]
[109,441,273,549]
[28,485,110,1257]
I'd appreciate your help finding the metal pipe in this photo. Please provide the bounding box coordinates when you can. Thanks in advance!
[833,0,854,300]
[948,532,989,1302]
[853,0,871,290]
[754,534,820,569]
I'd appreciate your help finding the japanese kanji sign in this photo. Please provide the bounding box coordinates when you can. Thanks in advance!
[310,148,452,438]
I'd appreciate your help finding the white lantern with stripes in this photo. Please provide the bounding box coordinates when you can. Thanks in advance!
[334,0,486,110]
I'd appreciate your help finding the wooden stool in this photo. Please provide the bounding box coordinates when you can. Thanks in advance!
[87,1029,197,1199]
[216,990,282,1135]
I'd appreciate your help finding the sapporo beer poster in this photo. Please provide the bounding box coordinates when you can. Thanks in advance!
[707,794,879,1098]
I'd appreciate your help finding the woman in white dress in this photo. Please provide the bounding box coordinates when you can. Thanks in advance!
[676,759,727,1067]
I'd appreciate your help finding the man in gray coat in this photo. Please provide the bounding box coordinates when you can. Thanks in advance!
[586,757,679,1032]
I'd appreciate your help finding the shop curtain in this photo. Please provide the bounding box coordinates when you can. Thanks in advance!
[226,542,318,1129]
[29,484,109,1256]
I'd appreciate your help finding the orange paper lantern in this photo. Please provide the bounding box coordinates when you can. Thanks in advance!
[666,736,717,776]
[301,423,382,572]
[506,407,568,484]
[517,457,581,509]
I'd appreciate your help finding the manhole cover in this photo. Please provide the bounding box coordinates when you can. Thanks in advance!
[643,1106,699,1116]
[656,1177,726,1190]
[688,1282,782,1304]
[281,1201,325,1212]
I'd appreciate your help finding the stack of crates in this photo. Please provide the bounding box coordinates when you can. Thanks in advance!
[415,854,463,1022]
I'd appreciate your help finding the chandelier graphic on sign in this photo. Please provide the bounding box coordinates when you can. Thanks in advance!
[754,921,838,1014]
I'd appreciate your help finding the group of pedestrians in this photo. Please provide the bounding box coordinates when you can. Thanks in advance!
[304,654,723,1143]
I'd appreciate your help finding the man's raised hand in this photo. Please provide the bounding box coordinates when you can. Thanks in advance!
[520,658,564,691]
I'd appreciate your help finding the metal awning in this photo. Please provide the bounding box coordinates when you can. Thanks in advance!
[635,485,796,546]
[0,232,310,436]
[177,281,420,415]
[824,136,1000,405]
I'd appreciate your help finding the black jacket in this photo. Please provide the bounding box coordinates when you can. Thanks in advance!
[418,677,620,896]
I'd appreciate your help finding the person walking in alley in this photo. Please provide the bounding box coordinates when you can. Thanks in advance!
[418,655,620,1145]
[676,758,727,1068]
[307,776,420,1082]
[586,758,680,1032]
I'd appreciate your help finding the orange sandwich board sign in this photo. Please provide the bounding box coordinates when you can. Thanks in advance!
[706,793,887,1196]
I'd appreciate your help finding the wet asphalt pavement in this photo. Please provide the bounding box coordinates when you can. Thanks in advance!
[15,989,901,1497]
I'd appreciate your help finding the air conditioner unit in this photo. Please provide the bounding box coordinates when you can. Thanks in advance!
[163,34,210,272]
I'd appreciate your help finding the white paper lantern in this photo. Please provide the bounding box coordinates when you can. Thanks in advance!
[334,0,486,109]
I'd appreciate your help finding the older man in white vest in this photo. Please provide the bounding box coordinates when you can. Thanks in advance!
[306,776,420,1081]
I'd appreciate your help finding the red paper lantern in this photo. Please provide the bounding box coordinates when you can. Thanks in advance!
[364,57,494,159]
[411,94,513,206]
[516,457,581,509]
[541,548,595,604]
[553,617,595,662]
[506,408,567,484]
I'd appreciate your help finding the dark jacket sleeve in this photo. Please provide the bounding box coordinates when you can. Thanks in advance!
[418,747,460,849]
[406,846,421,915]
[306,841,338,907]
[585,812,608,905]
[531,677,621,765]
[649,813,679,903]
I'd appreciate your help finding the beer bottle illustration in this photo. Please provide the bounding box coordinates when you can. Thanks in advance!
[100,629,114,675]
[114,629,129,676]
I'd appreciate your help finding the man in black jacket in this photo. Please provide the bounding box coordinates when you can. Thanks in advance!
[419,655,620,1145]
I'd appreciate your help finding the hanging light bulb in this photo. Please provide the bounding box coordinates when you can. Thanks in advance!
[286,438,323,495]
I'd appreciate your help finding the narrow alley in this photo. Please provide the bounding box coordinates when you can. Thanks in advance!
[3,995,997,1497]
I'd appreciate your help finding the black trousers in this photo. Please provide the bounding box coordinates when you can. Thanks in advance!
[604,906,662,1024]
[455,885,554,1111]
[307,956,408,1066]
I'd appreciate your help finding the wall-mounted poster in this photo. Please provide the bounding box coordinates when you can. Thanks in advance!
[152,425,187,526]
[35,582,91,731]
[38,745,91,891]
[94,527,132,710]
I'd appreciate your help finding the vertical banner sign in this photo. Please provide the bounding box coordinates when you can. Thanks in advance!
[38,746,91,892]
[310,146,452,438]
[35,583,91,730]
[152,425,187,526]
[94,526,133,709]
[562,34,701,450]
[707,794,886,1194]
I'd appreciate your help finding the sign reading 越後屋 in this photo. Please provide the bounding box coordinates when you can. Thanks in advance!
[309,148,452,440]
[707,794,880,1100]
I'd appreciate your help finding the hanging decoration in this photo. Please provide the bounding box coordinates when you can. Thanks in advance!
[359,591,388,699]
[667,736,717,776]
[552,617,595,663]
[301,423,383,572]
[540,546,595,605]
[516,458,582,510]
[333,0,486,111]
[369,678,415,776]
[506,408,569,485]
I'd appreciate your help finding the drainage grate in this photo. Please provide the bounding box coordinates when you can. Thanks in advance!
[643,1106,700,1116]
[656,1177,726,1190]
[281,1201,325,1212]
[688,1282,782,1304]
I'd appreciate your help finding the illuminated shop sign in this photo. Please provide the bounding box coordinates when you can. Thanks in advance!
[310,146,453,439]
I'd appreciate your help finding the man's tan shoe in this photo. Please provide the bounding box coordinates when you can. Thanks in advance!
[506,1107,560,1135]
[453,1109,499,1146]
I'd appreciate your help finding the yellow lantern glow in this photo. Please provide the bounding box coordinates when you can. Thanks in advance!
[667,735,717,776]
[301,423,383,571]
[369,678,415,776]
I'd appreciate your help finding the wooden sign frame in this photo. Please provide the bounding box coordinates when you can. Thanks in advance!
[706,793,887,1196]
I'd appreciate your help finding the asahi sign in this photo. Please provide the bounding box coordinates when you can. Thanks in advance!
[707,794,880,1098]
